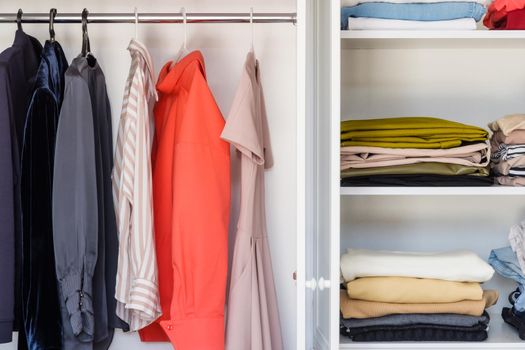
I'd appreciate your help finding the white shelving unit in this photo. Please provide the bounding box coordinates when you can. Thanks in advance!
[340,30,525,48]
[308,2,525,349]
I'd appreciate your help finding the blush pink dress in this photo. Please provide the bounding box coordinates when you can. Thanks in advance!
[221,51,283,350]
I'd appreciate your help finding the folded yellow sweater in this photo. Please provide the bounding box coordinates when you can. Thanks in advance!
[341,117,488,149]
[340,290,498,319]
[346,277,483,304]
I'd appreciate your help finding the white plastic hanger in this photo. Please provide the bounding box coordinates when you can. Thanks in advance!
[134,7,139,40]
[171,7,190,69]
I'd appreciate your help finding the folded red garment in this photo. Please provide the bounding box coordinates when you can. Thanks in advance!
[484,0,525,29]
[503,8,525,28]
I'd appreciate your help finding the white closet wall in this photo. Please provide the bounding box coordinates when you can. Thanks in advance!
[0,1,298,349]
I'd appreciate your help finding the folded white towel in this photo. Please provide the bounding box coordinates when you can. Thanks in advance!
[341,248,495,282]
[342,0,487,8]
[347,17,477,30]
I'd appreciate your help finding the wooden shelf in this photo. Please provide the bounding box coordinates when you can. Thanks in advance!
[340,30,525,49]
[340,186,525,196]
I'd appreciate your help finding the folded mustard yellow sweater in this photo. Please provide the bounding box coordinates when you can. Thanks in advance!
[341,117,488,149]
[346,277,483,304]
[340,290,498,319]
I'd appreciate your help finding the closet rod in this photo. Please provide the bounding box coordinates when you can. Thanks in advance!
[0,12,297,24]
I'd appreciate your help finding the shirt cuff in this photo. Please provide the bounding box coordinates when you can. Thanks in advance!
[128,278,161,319]
[0,321,12,343]
[60,272,94,338]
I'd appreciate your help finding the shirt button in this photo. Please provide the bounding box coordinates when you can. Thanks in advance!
[167,325,173,330]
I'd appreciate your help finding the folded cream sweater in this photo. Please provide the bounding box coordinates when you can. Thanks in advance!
[341,248,494,283]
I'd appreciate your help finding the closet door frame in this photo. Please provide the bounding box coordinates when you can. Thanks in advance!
[302,0,340,349]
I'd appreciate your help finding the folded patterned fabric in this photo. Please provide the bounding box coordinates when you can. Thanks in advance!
[341,0,487,9]
[346,17,477,30]
[340,321,488,342]
[341,248,495,282]
[341,3,486,30]
[341,311,490,329]
[508,167,525,176]
[492,157,525,175]
[341,174,495,186]
[341,117,488,149]
[496,176,525,186]
[340,290,499,319]
[492,143,525,162]
[492,129,525,144]
[341,162,490,178]
[341,143,490,170]
[346,277,483,303]
[488,114,525,135]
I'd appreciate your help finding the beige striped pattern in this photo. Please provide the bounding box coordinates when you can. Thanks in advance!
[112,39,161,331]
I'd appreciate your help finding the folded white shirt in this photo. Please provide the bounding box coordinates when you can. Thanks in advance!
[341,248,495,282]
[347,17,477,30]
[342,0,486,7]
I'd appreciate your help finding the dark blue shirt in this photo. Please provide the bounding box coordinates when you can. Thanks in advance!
[0,29,42,344]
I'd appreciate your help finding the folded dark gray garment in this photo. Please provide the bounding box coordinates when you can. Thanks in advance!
[340,322,488,342]
[341,174,495,187]
[341,312,490,329]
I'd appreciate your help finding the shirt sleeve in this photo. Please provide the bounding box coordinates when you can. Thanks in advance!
[114,67,161,330]
[220,72,265,166]
[52,77,97,340]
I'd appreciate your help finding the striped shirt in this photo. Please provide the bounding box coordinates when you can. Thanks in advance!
[112,39,161,331]
[492,143,525,161]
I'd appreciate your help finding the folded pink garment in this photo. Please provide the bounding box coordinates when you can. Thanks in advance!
[489,114,525,136]
[492,130,525,145]
[492,156,525,175]
[496,176,525,186]
[340,143,490,170]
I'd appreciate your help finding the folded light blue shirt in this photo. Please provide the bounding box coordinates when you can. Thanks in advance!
[489,247,525,312]
[341,2,486,29]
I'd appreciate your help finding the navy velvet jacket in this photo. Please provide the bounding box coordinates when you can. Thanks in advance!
[20,40,68,350]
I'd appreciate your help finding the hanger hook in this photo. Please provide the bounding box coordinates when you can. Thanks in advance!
[182,7,187,50]
[16,9,23,31]
[134,7,139,39]
[49,8,57,42]
[81,8,90,57]
[250,7,254,51]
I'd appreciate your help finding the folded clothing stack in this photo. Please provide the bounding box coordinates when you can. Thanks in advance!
[489,114,525,186]
[341,117,493,186]
[489,222,525,339]
[484,0,525,29]
[340,248,498,342]
[340,0,486,30]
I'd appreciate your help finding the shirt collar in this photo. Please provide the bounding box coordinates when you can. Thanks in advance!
[128,38,158,100]
[156,50,205,94]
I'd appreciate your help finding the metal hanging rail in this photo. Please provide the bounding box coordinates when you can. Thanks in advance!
[0,12,297,24]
